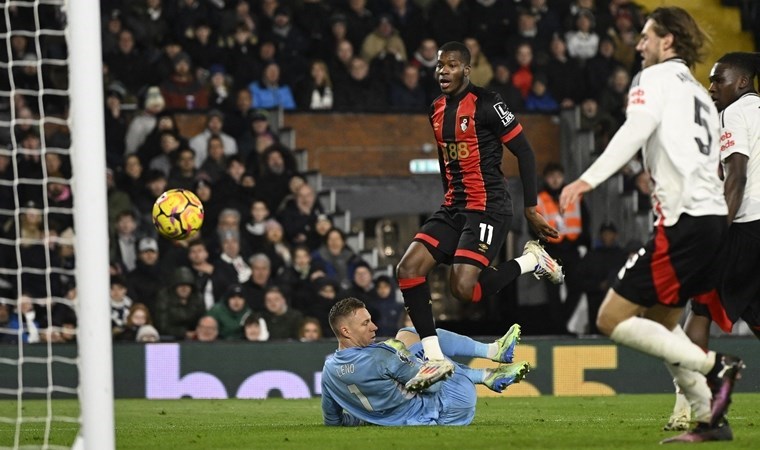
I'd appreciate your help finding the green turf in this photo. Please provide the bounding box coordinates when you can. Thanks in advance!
[1,394,758,449]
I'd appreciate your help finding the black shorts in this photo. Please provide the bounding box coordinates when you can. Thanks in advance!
[719,221,760,329]
[613,214,727,308]
[414,206,511,270]
[690,290,733,333]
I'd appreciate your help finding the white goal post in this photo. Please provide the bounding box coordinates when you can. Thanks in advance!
[68,0,115,448]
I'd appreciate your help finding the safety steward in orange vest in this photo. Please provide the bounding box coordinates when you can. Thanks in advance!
[536,191,582,244]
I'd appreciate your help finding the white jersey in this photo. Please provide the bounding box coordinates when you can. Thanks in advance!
[719,93,760,223]
[628,59,727,226]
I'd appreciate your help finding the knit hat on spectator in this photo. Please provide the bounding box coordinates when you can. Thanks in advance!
[208,108,225,120]
[224,284,246,302]
[138,237,159,253]
[143,86,165,111]
[136,325,160,342]
[106,81,127,100]
[173,52,192,67]
[209,64,226,76]
[249,109,268,122]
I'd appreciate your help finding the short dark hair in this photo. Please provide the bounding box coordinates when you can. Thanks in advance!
[439,41,471,65]
[717,52,760,88]
[328,297,365,337]
[543,162,564,177]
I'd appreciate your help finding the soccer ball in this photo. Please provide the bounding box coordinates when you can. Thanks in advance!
[151,188,205,240]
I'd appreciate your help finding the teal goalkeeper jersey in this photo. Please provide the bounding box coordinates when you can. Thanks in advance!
[321,342,443,426]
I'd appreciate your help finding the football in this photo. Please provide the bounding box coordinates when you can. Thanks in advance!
[151,188,205,240]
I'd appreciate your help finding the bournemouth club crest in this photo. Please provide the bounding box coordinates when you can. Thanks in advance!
[459,116,469,132]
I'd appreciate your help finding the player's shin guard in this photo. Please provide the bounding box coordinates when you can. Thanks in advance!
[473,261,521,301]
[399,277,437,339]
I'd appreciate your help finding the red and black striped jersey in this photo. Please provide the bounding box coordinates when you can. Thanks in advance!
[429,83,522,212]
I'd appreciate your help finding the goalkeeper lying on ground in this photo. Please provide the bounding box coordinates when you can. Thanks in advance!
[321,297,529,426]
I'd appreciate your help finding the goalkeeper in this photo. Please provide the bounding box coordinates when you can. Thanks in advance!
[321,297,529,426]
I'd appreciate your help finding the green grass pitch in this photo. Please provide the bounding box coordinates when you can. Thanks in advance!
[1,394,758,449]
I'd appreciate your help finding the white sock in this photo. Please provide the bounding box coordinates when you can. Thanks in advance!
[667,325,712,423]
[609,317,716,374]
[486,342,498,359]
[421,336,445,360]
[515,253,538,274]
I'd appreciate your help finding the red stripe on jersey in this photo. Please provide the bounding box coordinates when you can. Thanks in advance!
[692,290,733,333]
[432,97,455,206]
[454,249,490,266]
[457,93,486,210]
[501,123,524,143]
[650,225,680,304]
[414,232,440,248]
[398,277,426,290]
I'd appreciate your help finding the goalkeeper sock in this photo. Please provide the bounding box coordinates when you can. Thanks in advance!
[436,328,489,358]
[458,365,486,384]
[399,277,444,360]
[472,260,522,301]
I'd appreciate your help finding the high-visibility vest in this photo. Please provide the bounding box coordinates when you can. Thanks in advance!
[536,191,582,243]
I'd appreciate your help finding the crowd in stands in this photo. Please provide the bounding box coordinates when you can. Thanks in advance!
[0,0,680,343]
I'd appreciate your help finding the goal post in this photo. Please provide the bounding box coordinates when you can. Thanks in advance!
[68,0,115,448]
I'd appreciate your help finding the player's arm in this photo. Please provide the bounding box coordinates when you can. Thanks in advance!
[723,153,749,224]
[560,110,657,211]
[721,108,751,224]
[503,127,559,240]
[321,388,366,426]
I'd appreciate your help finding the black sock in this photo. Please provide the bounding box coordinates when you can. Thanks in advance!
[477,260,521,299]
[400,279,436,339]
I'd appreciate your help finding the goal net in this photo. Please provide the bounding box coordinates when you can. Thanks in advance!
[0,1,114,449]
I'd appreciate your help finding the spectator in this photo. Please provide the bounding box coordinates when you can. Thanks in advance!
[389,64,427,112]
[298,317,322,342]
[5,294,41,344]
[525,74,559,114]
[243,313,269,341]
[114,302,152,342]
[311,227,359,290]
[530,0,563,43]
[123,0,170,50]
[295,60,334,110]
[104,29,151,97]
[249,62,297,110]
[342,0,375,52]
[154,266,205,341]
[109,210,142,273]
[486,60,524,112]
[339,260,375,303]
[126,237,166,314]
[208,284,252,339]
[360,14,407,64]
[511,42,535,99]
[277,182,322,246]
[328,39,355,88]
[284,244,327,312]
[428,0,470,47]
[565,8,599,62]
[265,6,309,85]
[598,66,631,127]
[508,9,551,62]
[153,36,185,85]
[185,20,224,72]
[197,135,227,185]
[225,22,261,91]
[189,109,239,167]
[167,147,199,190]
[133,170,167,228]
[334,57,387,112]
[242,199,270,251]
[125,86,165,156]
[261,219,292,277]
[194,316,220,342]
[607,9,640,72]
[104,82,128,169]
[305,275,340,332]
[544,35,585,110]
[148,130,182,177]
[186,240,216,310]
[463,37,493,87]
[136,111,185,170]
[410,38,439,104]
[212,156,251,217]
[243,110,280,176]
[222,88,254,146]
[109,275,133,337]
[262,286,303,340]
[136,324,160,342]
[365,274,403,338]
[578,98,618,155]
[308,213,334,251]
[207,65,233,112]
[387,0,428,56]
[257,146,295,213]
[275,172,307,214]
[241,253,277,311]
[212,229,251,300]
[294,0,332,60]
[584,36,623,101]
[117,154,147,205]
[159,51,209,111]
[173,0,211,43]
[577,222,628,335]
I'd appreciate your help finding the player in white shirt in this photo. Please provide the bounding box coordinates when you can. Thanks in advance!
[559,7,743,443]
[664,50,760,435]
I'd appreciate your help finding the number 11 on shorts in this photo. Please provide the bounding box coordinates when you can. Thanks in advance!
[479,223,494,244]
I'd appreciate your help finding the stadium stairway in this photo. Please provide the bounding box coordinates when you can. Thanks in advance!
[636,0,755,84]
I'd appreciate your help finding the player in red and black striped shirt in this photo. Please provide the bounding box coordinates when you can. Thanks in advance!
[396,41,563,391]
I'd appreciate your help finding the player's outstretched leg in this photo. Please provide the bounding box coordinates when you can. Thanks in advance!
[405,359,456,392]
[523,240,564,284]
[491,324,521,364]
[483,362,530,393]
[660,417,733,444]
